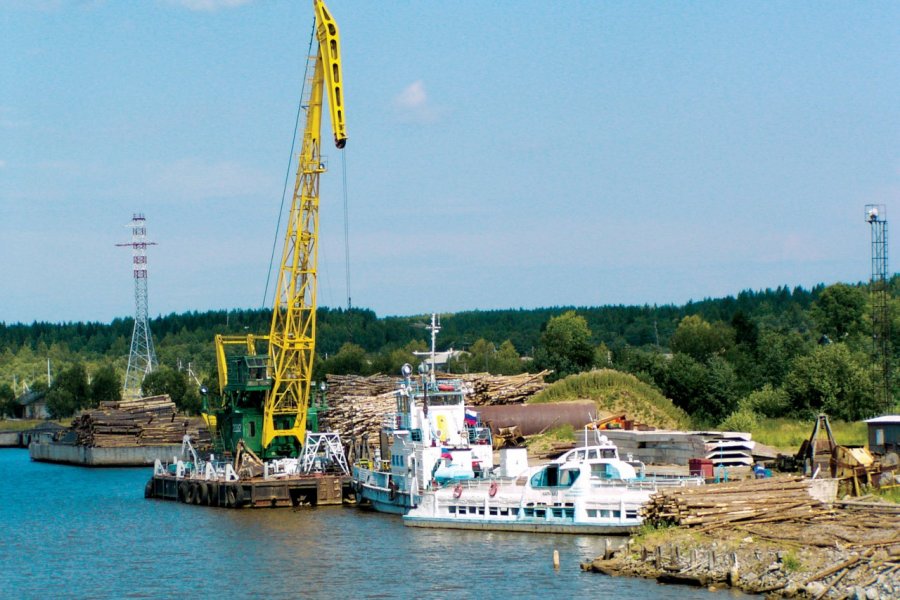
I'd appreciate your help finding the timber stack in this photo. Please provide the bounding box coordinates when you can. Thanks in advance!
[70,395,209,448]
[641,476,827,528]
[321,371,549,442]
[455,370,550,405]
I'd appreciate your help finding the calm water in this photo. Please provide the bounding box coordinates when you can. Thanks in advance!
[0,450,753,599]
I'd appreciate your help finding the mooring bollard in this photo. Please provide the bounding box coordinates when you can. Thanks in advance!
[553,549,560,569]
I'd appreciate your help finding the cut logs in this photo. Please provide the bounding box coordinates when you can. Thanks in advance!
[641,476,830,528]
[69,395,209,448]
[320,371,549,443]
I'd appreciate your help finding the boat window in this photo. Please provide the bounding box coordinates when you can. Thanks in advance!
[600,509,610,518]
[558,469,580,487]
[489,507,498,516]
[478,507,485,515]
[587,449,598,459]
[449,506,456,514]
[552,508,564,518]
[586,509,597,518]
[458,506,467,515]
[531,465,579,488]
[601,449,616,458]
[612,510,620,518]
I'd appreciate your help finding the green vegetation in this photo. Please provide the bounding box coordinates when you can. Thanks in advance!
[873,487,900,504]
[782,552,802,573]
[1,280,898,429]
[529,370,692,430]
[748,418,867,451]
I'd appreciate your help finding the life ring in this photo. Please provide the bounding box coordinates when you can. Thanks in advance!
[489,481,498,497]
[438,384,454,391]
[453,483,463,499]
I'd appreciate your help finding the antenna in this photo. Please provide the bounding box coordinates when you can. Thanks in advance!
[865,204,891,413]
[117,213,159,396]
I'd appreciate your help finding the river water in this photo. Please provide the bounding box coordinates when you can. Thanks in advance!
[0,450,754,599]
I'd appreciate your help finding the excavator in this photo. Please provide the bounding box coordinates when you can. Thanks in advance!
[207,0,347,460]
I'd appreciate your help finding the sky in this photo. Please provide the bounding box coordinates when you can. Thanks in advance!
[1,1,898,324]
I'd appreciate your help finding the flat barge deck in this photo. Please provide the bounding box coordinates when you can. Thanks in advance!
[145,472,353,508]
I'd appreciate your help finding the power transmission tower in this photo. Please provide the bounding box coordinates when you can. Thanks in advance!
[865,204,891,413]
[117,214,159,396]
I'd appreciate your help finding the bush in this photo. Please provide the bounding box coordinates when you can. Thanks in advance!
[718,409,759,432]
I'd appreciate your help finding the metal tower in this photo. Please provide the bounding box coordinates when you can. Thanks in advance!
[865,204,891,413]
[117,214,159,395]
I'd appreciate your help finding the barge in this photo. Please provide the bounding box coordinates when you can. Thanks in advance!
[145,432,354,508]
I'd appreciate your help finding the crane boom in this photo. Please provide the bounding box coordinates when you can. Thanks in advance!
[263,0,347,450]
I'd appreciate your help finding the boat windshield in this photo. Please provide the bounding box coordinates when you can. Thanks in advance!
[530,465,580,488]
[591,463,623,479]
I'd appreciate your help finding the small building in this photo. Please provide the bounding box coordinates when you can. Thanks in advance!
[16,390,50,419]
[864,415,900,456]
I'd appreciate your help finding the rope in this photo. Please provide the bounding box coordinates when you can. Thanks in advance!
[262,19,317,310]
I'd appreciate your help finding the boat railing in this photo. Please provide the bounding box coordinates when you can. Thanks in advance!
[382,412,410,430]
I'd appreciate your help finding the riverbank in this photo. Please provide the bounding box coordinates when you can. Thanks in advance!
[582,480,900,598]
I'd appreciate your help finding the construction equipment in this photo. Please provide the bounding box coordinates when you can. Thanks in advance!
[208,0,347,459]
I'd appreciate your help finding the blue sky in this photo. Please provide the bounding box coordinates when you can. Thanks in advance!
[1,1,898,324]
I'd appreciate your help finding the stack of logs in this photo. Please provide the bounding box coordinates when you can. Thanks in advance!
[321,371,549,443]
[70,395,209,448]
[641,476,828,528]
[456,371,550,405]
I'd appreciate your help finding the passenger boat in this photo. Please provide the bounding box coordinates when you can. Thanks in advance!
[403,433,702,534]
[351,315,494,514]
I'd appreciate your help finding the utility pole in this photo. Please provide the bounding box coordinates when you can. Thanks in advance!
[117,213,159,397]
[865,204,891,414]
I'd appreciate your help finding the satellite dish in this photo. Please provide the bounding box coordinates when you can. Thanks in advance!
[401,363,413,378]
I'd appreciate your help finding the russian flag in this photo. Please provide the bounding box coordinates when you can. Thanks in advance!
[464,409,477,426]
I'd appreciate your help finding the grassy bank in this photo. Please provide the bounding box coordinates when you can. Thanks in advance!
[749,418,867,452]
[0,419,70,432]
[528,369,691,430]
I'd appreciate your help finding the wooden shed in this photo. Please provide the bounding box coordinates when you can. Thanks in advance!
[864,415,900,456]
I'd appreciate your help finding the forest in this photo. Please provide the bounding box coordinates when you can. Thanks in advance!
[1,279,898,428]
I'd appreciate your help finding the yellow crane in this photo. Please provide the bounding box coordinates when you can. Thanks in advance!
[211,0,347,457]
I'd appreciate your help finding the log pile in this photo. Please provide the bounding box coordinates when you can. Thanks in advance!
[70,395,208,448]
[321,374,398,442]
[641,476,828,528]
[320,371,550,442]
[455,371,550,405]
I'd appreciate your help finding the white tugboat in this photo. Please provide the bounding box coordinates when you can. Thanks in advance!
[351,315,494,514]
[403,432,702,533]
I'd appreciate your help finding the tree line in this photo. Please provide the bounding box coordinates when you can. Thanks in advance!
[1,280,897,424]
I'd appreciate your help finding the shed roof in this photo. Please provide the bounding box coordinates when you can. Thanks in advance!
[864,415,900,424]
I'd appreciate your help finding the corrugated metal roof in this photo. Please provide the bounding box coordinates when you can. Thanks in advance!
[864,415,900,424]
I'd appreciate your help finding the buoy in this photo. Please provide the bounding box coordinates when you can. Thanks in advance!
[553,549,560,569]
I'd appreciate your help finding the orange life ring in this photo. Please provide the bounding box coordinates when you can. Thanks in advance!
[438,384,454,391]
[453,483,463,499]
[489,481,498,497]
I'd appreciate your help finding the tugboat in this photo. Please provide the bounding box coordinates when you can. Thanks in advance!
[351,315,494,514]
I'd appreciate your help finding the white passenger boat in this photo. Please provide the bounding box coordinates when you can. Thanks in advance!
[351,316,494,514]
[403,434,702,534]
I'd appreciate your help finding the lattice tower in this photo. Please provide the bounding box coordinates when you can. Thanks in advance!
[865,204,891,413]
[117,213,159,395]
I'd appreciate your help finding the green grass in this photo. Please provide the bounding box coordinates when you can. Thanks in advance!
[750,418,867,452]
[873,487,900,504]
[527,369,692,430]
[782,551,802,573]
[0,418,71,432]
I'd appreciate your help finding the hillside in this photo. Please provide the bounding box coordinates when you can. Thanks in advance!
[528,369,692,430]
